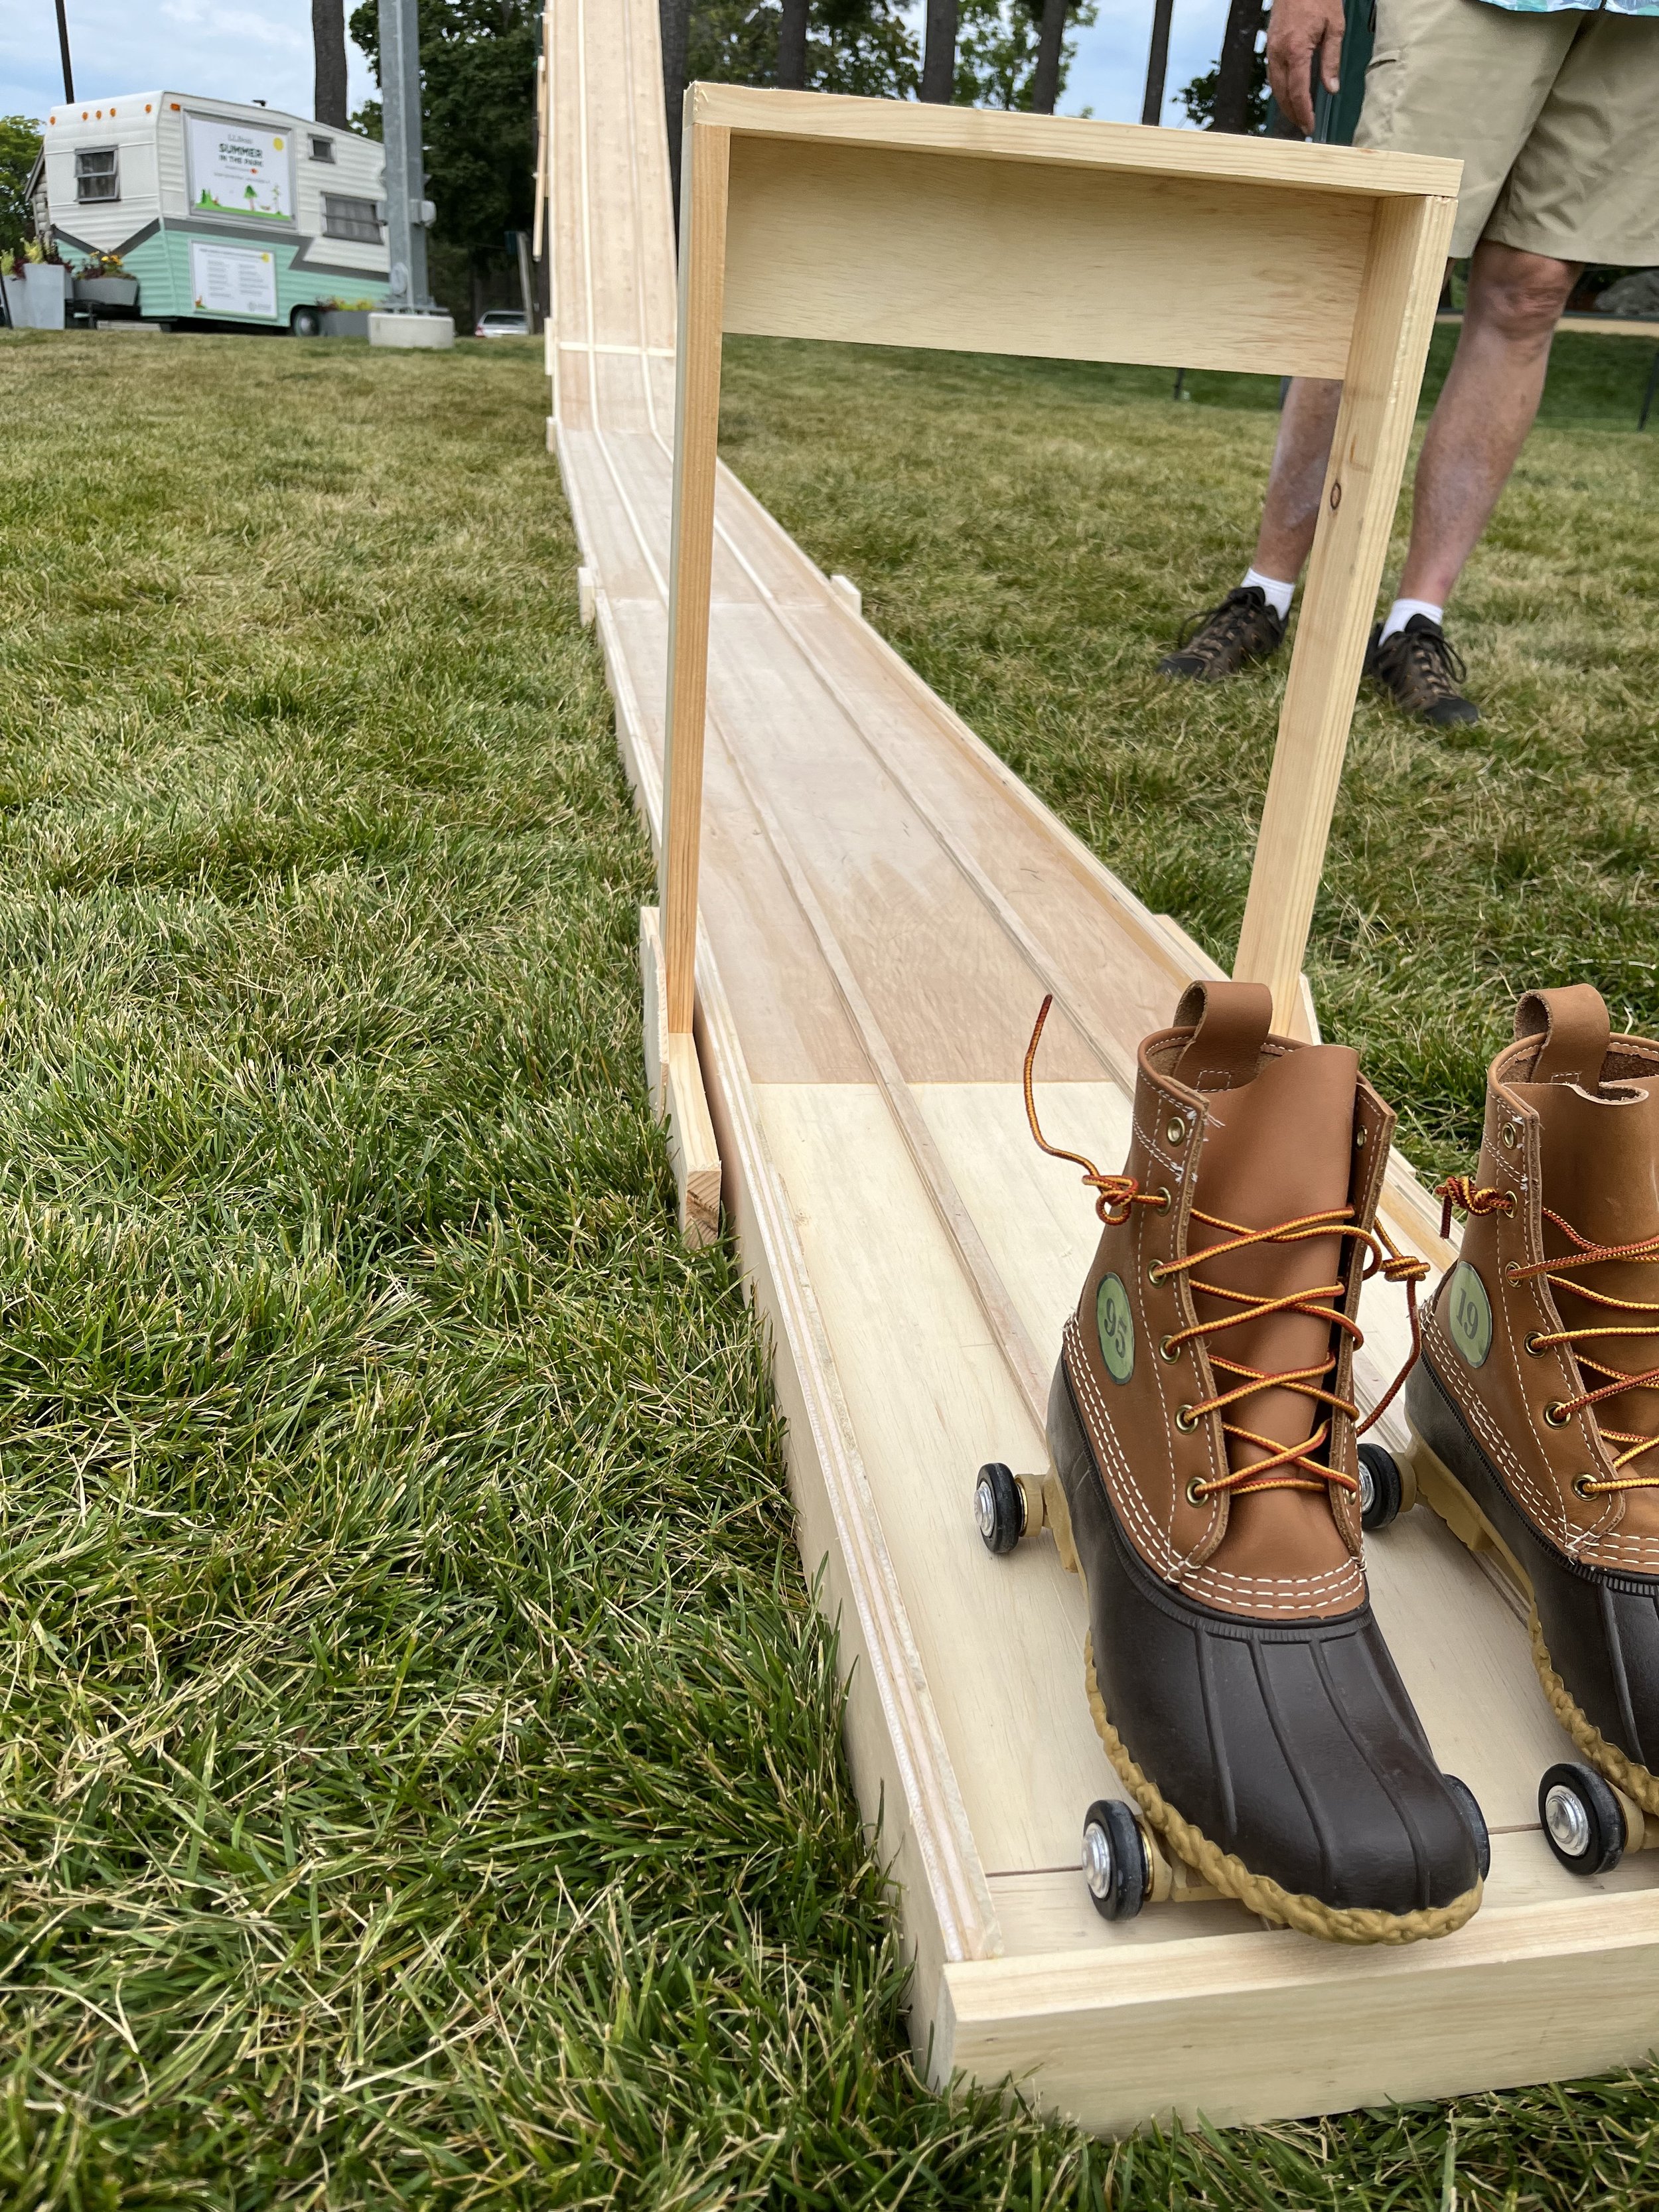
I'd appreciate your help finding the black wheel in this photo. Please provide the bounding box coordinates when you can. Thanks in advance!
[1540,1761,1624,1876]
[1357,1442,1404,1531]
[1082,1799,1147,1921]
[973,1462,1025,1556]
[1443,1773,1490,1879]
[291,305,324,338]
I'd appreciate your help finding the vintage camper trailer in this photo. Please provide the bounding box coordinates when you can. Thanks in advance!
[33,92,393,331]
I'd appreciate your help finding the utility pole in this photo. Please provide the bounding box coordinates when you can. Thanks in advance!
[54,0,74,103]
[378,0,435,310]
[1141,0,1174,123]
[921,0,958,102]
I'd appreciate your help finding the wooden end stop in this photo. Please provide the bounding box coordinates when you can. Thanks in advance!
[639,905,721,1249]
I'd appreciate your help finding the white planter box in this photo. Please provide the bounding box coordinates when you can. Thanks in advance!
[369,311,455,350]
[3,264,68,330]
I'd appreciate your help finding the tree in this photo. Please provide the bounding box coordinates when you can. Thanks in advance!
[954,0,1096,109]
[660,0,688,208]
[776,0,810,86]
[684,3,918,100]
[1210,0,1266,132]
[1028,0,1067,113]
[0,115,42,258]
[349,0,537,313]
[922,0,958,101]
[1177,38,1269,131]
[313,0,350,126]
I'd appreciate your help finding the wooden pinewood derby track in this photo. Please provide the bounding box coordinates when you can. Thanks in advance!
[541,0,1659,2132]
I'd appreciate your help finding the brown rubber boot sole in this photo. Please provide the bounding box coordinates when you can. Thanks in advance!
[1406,1434,1659,1820]
[1041,1469,1484,1944]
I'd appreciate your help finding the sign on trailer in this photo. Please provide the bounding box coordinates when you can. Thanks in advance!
[190,240,278,319]
[186,115,294,222]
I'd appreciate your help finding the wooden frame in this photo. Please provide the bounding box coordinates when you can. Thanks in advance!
[544,9,1659,2132]
[659,85,1458,1052]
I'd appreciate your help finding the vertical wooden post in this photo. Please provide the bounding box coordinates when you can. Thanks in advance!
[661,109,731,1038]
[1232,190,1456,1031]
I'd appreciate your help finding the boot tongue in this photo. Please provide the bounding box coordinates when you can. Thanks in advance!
[1189,1041,1360,1580]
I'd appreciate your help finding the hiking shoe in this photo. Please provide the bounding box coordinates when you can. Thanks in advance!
[1157,586,1285,682]
[1366,615,1479,725]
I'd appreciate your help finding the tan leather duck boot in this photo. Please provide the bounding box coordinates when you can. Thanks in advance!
[1036,980,1486,1942]
[1408,987,1659,1840]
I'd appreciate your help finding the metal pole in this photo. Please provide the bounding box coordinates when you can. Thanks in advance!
[54,0,75,102]
[378,0,433,311]
[1141,0,1173,124]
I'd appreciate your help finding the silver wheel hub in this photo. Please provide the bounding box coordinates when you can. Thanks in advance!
[1358,1463,1375,1516]
[1545,1781,1591,1858]
[1082,1819,1115,1899]
[973,1479,996,1540]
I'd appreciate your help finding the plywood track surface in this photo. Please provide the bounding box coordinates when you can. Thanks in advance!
[543,0,1627,2105]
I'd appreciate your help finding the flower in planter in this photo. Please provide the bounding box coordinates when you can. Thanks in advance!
[78,250,127,279]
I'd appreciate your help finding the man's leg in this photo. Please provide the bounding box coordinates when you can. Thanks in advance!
[1250,376,1344,586]
[1155,376,1344,682]
[1396,238,1579,606]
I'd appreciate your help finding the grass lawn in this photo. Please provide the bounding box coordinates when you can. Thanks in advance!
[0,321,1655,2207]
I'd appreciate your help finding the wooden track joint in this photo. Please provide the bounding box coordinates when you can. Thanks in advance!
[640,905,721,1247]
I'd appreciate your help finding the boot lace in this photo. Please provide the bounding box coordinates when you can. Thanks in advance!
[1441,1177,1659,1494]
[1026,995,1427,1498]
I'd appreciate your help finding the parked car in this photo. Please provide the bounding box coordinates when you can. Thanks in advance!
[474,309,527,338]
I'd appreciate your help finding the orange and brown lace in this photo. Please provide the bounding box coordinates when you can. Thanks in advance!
[1440,1175,1659,1495]
[1025,995,1429,1499]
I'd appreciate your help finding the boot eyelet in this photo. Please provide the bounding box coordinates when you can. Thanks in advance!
[1175,1404,1199,1433]
[1153,1186,1172,1211]
[1501,1123,1520,1151]
[1544,1401,1570,1428]
[1185,1476,1208,1505]
[1573,1474,1599,1499]
[1165,1118,1187,1147]
[1504,1262,1522,1283]
[1159,1333,1182,1363]
[1525,1331,1548,1356]
[1147,1260,1164,1286]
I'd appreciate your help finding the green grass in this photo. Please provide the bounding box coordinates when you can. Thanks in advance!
[1,323,1658,2206]
[720,327,1659,1185]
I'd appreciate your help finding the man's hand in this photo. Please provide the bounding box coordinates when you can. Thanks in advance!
[1265,0,1346,135]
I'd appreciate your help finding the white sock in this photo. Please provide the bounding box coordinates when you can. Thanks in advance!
[1240,568,1294,621]
[1382,595,1443,641]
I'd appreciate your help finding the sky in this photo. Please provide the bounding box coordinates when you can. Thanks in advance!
[0,0,1230,133]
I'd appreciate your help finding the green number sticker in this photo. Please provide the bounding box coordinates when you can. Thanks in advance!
[1447,1261,1492,1369]
[1096,1272,1135,1386]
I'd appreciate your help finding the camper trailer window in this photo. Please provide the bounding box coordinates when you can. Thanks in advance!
[309,136,335,163]
[322,195,382,244]
[75,148,119,203]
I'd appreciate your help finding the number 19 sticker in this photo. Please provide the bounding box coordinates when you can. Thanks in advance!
[1447,1261,1492,1368]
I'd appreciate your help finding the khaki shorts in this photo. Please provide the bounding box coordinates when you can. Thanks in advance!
[1353,0,1659,264]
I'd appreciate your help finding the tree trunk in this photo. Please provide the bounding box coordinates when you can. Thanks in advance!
[921,0,958,102]
[1141,0,1174,123]
[659,0,689,223]
[311,0,348,127]
[1211,0,1262,132]
[777,0,810,88]
[1029,0,1067,112]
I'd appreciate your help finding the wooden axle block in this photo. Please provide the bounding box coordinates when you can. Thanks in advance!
[577,565,597,627]
[639,905,722,1248]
